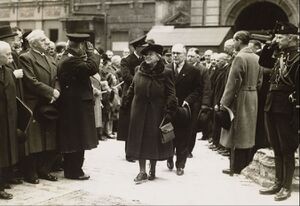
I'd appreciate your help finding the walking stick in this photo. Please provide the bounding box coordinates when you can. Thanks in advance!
[230,145,235,176]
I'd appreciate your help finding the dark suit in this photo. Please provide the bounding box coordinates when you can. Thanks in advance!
[166,61,202,169]
[262,46,299,190]
[188,63,211,153]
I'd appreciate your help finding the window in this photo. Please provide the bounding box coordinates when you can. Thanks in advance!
[49,29,58,42]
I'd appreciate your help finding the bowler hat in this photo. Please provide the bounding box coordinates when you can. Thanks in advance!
[141,44,164,56]
[66,33,90,43]
[174,104,191,125]
[129,35,147,48]
[0,25,17,39]
[215,109,231,130]
[34,104,59,121]
[273,21,298,35]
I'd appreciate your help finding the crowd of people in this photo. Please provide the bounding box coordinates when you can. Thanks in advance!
[0,21,299,202]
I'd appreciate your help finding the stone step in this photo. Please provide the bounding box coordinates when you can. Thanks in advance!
[242,148,299,189]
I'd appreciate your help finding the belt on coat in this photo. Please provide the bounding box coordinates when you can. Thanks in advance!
[240,85,257,91]
[269,84,293,92]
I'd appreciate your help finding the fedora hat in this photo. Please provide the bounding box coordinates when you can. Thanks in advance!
[34,104,59,122]
[141,44,164,56]
[197,107,212,130]
[0,25,18,40]
[174,104,191,125]
[215,109,231,130]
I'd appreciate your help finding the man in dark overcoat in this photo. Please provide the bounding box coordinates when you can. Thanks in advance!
[19,30,60,184]
[0,41,19,199]
[166,43,202,175]
[57,33,100,180]
[186,48,212,157]
[0,25,25,186]
[259,22,299,201]
[117,35,147,162]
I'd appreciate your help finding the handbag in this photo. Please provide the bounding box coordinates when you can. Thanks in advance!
[159,115,175,144]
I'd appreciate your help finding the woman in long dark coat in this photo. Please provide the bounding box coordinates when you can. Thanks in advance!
[125,44,177,183]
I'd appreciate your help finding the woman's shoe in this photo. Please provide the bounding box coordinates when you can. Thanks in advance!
[148,171,156,180]
[134,172,147,184]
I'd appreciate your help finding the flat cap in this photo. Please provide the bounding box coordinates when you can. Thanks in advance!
[66,33,90,42]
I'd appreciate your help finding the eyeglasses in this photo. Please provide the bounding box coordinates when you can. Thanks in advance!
[172,52,183,55]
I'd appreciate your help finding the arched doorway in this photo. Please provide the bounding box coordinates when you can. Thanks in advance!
[234,2,288,32]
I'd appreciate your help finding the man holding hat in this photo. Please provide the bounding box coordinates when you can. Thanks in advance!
[259,22,299,201]
[117,34,148,162]
[166,43,202,176]
[19,29,60,184]
[57,33,100,180]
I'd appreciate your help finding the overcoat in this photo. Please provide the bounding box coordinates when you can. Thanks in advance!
[90,73,103,128]
[0,67,18,167]
[220,47,262,149]
[19,49,58,154]
[126,60,177,160]
[117,53,142,141]
[57,49,99,152]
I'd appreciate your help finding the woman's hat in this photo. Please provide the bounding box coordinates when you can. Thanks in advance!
[0,25,18,40]
[140,44,164,56]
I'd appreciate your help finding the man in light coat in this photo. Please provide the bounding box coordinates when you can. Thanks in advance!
[219,31,262,175]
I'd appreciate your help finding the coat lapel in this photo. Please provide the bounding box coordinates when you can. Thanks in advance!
[30,49,51,74]
[175,62,190,84]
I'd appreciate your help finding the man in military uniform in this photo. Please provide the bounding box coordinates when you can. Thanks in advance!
[259,22,299,201]
[57,33,100,180]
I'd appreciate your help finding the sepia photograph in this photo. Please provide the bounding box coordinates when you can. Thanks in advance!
[0,0,299,205]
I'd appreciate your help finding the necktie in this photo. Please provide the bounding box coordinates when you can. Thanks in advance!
[174,63,179,77]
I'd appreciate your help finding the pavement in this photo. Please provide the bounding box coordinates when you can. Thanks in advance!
[1,133,299,205]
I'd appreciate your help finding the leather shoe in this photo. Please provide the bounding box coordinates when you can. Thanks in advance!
[134,172,148,184]
[65,174,90,180]
[259,184,281,195]
[8,178,23,185]
[148,170,156,181]
[39,173,58,181]
[274,188,291,201]
[222,169,233,175]
[167,159,174,170]
[0,191,13,200]
[176,168,184,176]
[24,177,39,184]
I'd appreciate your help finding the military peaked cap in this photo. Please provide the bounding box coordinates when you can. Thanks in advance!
[66,33,90,42]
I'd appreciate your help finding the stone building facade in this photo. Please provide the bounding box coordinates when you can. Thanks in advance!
[0,0,299,52]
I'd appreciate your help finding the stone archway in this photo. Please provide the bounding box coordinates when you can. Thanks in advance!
[223,0,299,29]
